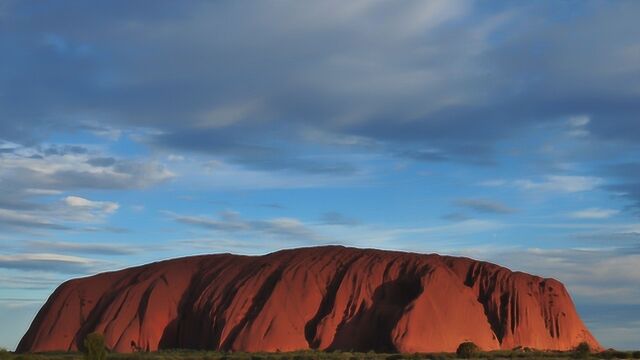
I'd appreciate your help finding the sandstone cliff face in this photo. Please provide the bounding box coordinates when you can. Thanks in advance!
[18,246,600,353]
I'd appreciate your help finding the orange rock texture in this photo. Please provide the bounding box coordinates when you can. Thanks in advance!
[17,246,600,353]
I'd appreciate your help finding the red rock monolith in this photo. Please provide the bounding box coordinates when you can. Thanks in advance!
[17,246,600,353]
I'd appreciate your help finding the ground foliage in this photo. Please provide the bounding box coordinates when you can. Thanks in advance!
[2,348,640,360]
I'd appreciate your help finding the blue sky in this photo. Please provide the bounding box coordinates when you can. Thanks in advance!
[1,0,640,351]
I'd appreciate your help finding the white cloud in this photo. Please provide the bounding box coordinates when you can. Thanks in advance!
[23,188,62,196]
[55,195,120,223]
[0,209,65,230]
[0,145,173,232]
[300,127,378,148]
[477,179,507,187]
[568,115,590,127]
[481,175,604,193]
[570,207,619,219]
[0,195,120,231]
[64,196,119,213]
[0,274,61,290]
[196,99,264,128]
[79,121,123,141]
[169,210,323,242]
[0,148,174,191]
[515,175,603,192]
[167,154,185,162]
[455,198,516,214]
[0,253,99,273]
[0,253,93,264]
[164,155,370,190]
[25,240,138,255]
[566,115,590,137]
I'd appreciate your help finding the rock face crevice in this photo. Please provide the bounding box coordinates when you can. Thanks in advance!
[18,246,600,353]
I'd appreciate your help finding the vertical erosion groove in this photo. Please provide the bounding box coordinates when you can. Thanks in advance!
[304,255,361,348]
[470,265,506,345]
[327,262,424,353]
[220,265,284,350]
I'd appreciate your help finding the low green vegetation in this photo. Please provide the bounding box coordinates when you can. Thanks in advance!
[1,348,12,360]
[456,342,480,359]
[3,340,639,360]
[83,333,107,360]
[2,349,639,360]
[573,343,591,359]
